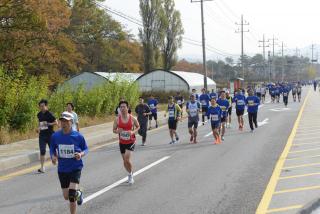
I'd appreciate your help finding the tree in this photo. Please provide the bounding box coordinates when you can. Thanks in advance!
[139,0,164,73]
[161,0,184,70]
[0,0,83,82]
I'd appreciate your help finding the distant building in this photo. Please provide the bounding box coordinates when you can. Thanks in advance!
[62,72,143,90]
[136,69,216,92]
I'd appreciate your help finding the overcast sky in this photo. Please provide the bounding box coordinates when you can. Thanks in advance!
[103,0,320,61]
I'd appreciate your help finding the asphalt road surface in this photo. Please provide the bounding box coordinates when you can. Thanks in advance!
[0,90,307,214]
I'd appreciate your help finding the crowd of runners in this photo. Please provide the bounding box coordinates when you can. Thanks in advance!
[35,81,306,214]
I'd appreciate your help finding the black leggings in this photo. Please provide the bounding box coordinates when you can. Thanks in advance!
[138,121,147,142]
[248,112,258,130]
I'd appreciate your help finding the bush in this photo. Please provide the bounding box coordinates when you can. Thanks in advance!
[0,67,48,132]
[49,80,140,117]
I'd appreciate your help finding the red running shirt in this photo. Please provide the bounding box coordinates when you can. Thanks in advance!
[118,115,136,145]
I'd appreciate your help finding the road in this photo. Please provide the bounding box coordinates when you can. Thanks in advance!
[0,90,307,214]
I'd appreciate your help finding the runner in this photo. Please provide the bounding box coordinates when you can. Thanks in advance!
[282,85,290,107]
[37,99,58,173]
[147,95,158,129]
[191,88,199,101]
[165,96,182,144]
[261,85,266,103]
[66,103,79,132]
[199,88,210,125]
[226,91,233,128]
[50,111,88,214]
[297,83,302,102]
[175,92,184,116]
[217,91,229,141]
[206,97,222,144]
[292,84,297,102]
[246,89,260,133]
[186,94,201,144]
[233,89,246,131]
[269,85,276,103]
[113,101,140,184]
[255,85,262,100]
[135,97,151,146]
[314,80,317,91]
[209,89,217,100]
[275,85,280,103]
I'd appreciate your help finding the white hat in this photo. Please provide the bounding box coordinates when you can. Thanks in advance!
[59,111,74,121]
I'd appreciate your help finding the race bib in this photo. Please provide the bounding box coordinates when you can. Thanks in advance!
[177,100,182,105]
[39,121,48,130]
[237,100,245,106]
[211,114,219,121]
[120,131,131,141]
[201,100,207,105]
[168,110,175,118]
[58,144,75,159]
[189,108,198,117]
[248,100,255,106]
[284,93,288,96]
[149,104,155,109]
[220,106,226,111]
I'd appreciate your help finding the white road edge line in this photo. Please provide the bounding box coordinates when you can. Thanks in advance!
[83,156,170,204]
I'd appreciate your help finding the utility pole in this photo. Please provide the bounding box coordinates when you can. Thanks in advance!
[236,15,249,79]
[268,51,271,82]
[191,0,213,90]
[281,42,285,82]
[268,35,278,57]
[259,34,269,80]
[311,44,314,67]
[259,34,269,60]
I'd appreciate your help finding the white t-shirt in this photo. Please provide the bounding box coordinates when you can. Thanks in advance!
[71,111,79,131]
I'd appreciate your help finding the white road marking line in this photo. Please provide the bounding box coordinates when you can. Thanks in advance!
[205,132,212,138]
[258,118,269,126]
[83,156,170,204]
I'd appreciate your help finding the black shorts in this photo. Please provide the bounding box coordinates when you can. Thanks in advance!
[256,93,261,98]
[39,134,53,156]
[202,107,208,113]
[178,104,183,109]
[119,143,135,154]
[188,119,199,129]
[236,109,244,116]
[149,112,158,120]
[211,123,220,129]
[221,116,227,123]
[262,94,266,98]
[297,92,301,95]
[228,107,232,115]
[292,92,296,95]
[58,169,81,189]
[168,120,177,130]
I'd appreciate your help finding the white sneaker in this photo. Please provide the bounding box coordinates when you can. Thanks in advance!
[128,174,134,184]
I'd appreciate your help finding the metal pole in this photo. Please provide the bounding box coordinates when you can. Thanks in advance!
[241,15,244,79]
[200,0,208,90]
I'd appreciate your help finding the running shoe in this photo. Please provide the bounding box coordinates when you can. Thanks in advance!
[37,168,45,173]
[76,190,83,206]
[128,174,134,184]
[156,124,158,128]
[176,135,179,141]
[221,136,225,141]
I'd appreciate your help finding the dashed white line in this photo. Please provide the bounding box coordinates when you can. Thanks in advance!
[83,156,170,204]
